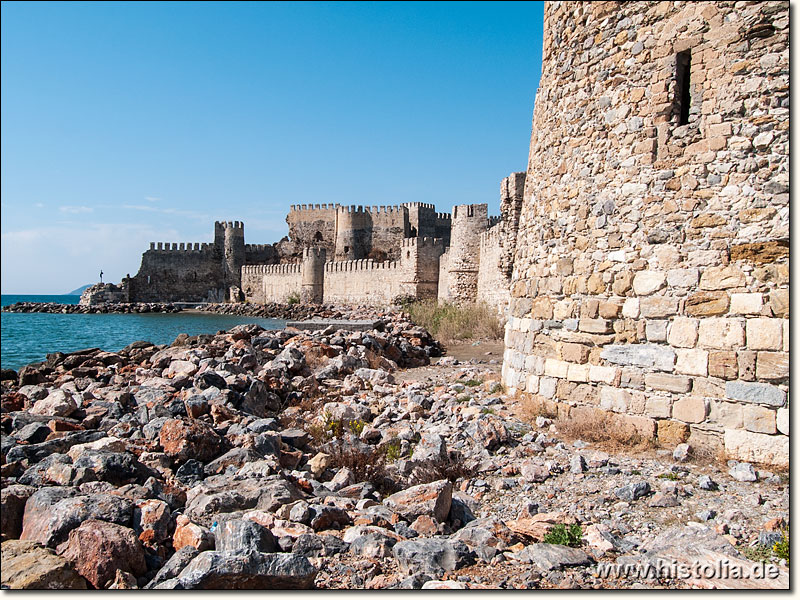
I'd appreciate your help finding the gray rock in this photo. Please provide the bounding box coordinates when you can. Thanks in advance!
[697,475,718,491]
[512,543,593,570]
[570,455,587,474]
[292,533,348,558]
[697,510,716,521]
[349,531,398,558]
[673,443,690,462]
[393,537,475,577]
[614,482,651,501]
[413,432,447,463]
[729,462,758,482]
[145,546,200,589]
[177,550,317,589]
[600,345,675,371]
[215,519,277,554]
[725,382,786,407]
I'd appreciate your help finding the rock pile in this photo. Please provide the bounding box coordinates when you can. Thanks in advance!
[0,315,788,589]
[2,302,181,315]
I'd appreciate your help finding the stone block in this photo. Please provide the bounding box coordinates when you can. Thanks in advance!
[755,352,788,380]
[622,298,640,318]
[674,349,708,376]
[708,351,737,380]
[567,363,590,383]
[598,301,621,319]
[743,405,777,434]
[600,344,675,371]
[672,397,708,423]
[724,429,788,468]
[619,367,644,390]
[531,298,553,319]
[645,320,668,342]
[599,387,628,413]
[699,265,746,290]
[588,365,618,385]
[667,317,698,348]
[645,395,672,418]
[657,420,690,445]
[544,359,569,379]
[644,373,692,393]
[737,351,757,381]
[525,375,540,394]
[639,297,679,318]
[776,408,789,435]
[579,318,613,334]
[685,291,729,316]
[632,271,666,295]
[626,415,657,440]
[697,318,745,350]
[745,318,783,350]
[769,289,788,318]
[729,293,763,315]
[667,268,699,288]
[539,377,557,399]
[561,343,589,364]
[725,381,785,407]
[708,400,743,429]
[782,320,788,352]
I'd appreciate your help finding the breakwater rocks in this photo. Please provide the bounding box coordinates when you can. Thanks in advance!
[196,302,392,321]
[3,302,182,315]
[0,316,788,589]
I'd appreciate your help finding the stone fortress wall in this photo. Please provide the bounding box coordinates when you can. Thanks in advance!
[502,1,789,466]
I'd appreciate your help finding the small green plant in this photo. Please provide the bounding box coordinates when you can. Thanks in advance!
[463,379,483,387]
[630,469,642,476]
[348,419,366,437]
[543,523,583,548]
[773,528,789,564]
[480,407,496,415]
[740,544,774,563]
[658,472,681,480]
[286,292,300,305]
[382,438,403,462]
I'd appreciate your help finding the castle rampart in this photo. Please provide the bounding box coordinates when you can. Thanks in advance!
[502,1,789,466]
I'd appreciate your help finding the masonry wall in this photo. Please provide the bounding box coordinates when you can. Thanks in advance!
[287,204,340,257]
[502,1,789,467]
[477,226,510,312]
[439,204,489,303]
[334,206,409,261]
[243,263,303,304]
[129,244,225,303]
[323,260,406,305]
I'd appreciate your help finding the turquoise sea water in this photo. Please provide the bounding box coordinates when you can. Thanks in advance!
[1,295,285,371]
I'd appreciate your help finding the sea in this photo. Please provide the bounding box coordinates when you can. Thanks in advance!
[0,295,286,371]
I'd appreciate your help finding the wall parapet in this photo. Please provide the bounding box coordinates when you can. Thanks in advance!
[324,259,400,273]
[242,262,301,276]
[289,203,340,212]
[148,242,212,252]
[336,205,407,215]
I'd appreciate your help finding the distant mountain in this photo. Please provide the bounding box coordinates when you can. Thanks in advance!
[67,284,92,295]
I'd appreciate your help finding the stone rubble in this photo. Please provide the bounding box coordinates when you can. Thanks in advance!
[0,317,788,589]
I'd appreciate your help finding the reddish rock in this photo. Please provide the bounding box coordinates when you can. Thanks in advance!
[1,484,36,540]
[385,479,452,523]
[1,391,27,412]
[133,499,173,548]
[59,519,146,589]
[1,540,87,589]
[159,418,223,463]
[172,515,213,552]
[410,515,439,536]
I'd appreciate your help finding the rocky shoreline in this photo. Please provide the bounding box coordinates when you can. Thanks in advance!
[0,315,789,589]
[2,301,392,321]
[2,302,183,315]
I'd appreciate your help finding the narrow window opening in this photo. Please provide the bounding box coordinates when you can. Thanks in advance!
[314,231,323,242]
[147,275,151,285]
[676,50,692,125]
[344,246,350,254]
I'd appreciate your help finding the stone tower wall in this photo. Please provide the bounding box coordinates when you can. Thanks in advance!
[287,204,340,257]
[477,225,509,312]
[334,205,409,261]
[222,221,245,295]
[129,242,225,303]
[403,202,437,238]
[301,247,326,304]
[502,1,789,466]
[439,204,489,303]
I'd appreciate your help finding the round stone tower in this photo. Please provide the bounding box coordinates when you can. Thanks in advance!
[219,221,245,296]
[334,206,370,261]
[503,1,788,466]
[443,204,488,304]
[301,247,326,304]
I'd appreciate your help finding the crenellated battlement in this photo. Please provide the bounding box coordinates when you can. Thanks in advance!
[488,216,501,228]
[302,247,327,260]
[148,242,212,252]
[324,259,400,273]
[336,205,407,215]
[242,262,301,276]
[480,224,503,247]
[402,202,435,209]
[289,203,340,212]
[401,236,443,249]
[245,244,272,252]
[214,220,244,230]
[435,212,452,221]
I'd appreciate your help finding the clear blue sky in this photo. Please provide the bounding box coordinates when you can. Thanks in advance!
[1,1,544,294]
